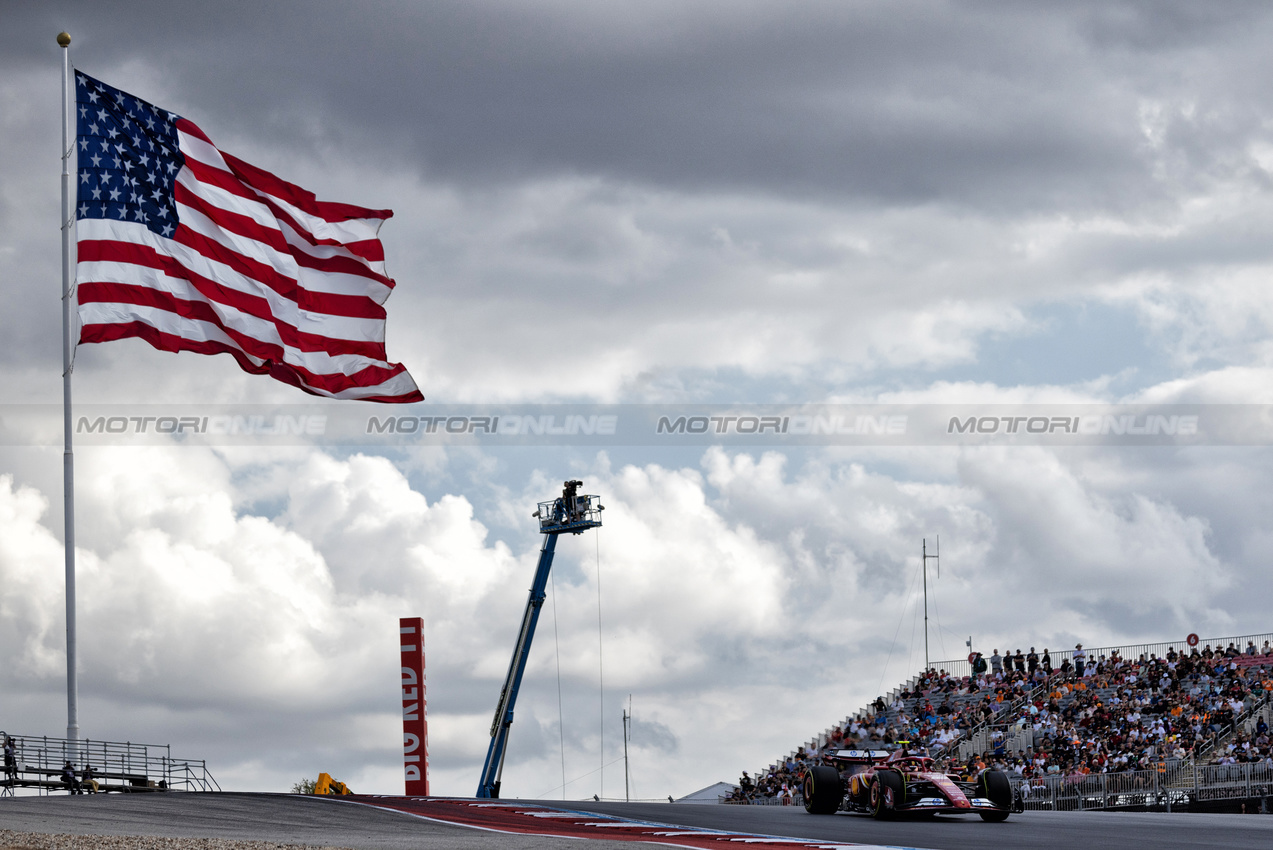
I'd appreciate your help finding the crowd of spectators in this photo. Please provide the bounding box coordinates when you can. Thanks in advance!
[737,639,1273,802]
[999,642,1273,792]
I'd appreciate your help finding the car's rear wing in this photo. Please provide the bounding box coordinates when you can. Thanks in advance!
[829,749,891,762]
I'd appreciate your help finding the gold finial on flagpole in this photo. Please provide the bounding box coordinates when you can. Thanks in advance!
[57,32,71,46]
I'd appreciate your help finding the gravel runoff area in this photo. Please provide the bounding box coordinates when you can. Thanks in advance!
[0,833,352,850]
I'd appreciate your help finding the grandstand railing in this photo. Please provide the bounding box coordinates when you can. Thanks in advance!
[956,676,1053,762]
[721,793,805,806]
[0,733,219,796]
[1191,689,1273,765]
[1014,761,1273,812]
[932,632,1273,680]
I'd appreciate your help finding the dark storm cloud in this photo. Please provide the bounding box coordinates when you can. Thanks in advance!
[10,0,1273,214]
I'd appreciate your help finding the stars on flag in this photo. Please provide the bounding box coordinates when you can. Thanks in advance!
[72,70,423,402]
[74,72,182,235]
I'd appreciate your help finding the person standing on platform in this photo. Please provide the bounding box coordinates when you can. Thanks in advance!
[3,736,16,782]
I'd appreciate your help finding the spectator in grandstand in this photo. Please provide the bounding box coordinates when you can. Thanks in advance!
[1074,644,1086,678]
[81,764,98,794]
[60,760,81,795]
[990,650,1003,678]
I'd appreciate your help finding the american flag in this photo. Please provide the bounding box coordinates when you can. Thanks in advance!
[74,72,423,403]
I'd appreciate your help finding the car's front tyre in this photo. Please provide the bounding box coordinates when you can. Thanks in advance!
[802,765,843,814]
[977,769,1012,822]
[871,770,904,819]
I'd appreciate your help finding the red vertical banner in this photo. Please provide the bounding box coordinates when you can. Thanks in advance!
[399,617,428,796]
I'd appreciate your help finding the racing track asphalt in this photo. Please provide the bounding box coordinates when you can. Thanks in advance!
[2,792,1272,850]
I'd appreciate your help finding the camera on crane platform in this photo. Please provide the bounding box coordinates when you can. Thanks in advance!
[530,479,603,533]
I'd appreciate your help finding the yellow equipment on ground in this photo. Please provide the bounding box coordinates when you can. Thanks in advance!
[313,773,353,795]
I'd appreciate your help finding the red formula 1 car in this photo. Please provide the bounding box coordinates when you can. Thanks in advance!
[802,748,1015,821]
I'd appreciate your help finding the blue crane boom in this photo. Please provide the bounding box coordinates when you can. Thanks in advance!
[476,480,603,798]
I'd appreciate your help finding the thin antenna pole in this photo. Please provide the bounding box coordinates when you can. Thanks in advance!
[921,539,928,671]
[622,699,630,803]
[921,537,941,671]
[58,31,80,744]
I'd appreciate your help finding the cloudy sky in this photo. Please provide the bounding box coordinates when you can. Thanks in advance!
[4,0,1273,800]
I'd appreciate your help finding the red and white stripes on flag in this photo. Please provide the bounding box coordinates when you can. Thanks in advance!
[74,72,422,402]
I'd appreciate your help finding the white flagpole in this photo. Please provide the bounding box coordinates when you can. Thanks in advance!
[58,30,80,743]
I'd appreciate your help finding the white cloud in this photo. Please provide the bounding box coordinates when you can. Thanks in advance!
[0,475,67,679]
[0,419,1261,800]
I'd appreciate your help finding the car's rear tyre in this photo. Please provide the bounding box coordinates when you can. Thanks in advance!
[802,765,843,814]
[977,769,1012,821]
[871,769,904,819]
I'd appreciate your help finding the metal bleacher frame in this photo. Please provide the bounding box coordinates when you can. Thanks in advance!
[0,733,220,796]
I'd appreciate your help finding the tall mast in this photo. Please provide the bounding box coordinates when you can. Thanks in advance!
[922,540,928,670]
[58,30,79,743]
[922,537,940,671]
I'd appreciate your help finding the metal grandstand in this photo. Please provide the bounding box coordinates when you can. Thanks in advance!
[808,630,1273,760]
[752,631,1273,811]
[0,733,219,796]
